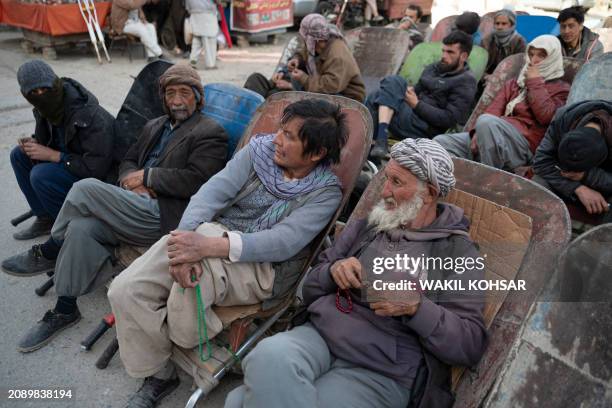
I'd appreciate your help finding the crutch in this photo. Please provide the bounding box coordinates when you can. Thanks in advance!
[84,0,111,62]
[77,0,102,63]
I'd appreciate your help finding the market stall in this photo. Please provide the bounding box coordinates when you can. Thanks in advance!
[0,0,111,59]
[229,0,293,44]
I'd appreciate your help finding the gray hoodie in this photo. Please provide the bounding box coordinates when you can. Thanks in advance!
[304,203,488,388]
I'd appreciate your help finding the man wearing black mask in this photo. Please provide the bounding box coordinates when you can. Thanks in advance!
[365,30,477,160]
[9,60,114,241]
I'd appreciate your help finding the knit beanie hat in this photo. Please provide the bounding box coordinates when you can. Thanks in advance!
[159,63,204,110]
[558,127,608,172]
[456,12,481,35]
[17,60,58,95]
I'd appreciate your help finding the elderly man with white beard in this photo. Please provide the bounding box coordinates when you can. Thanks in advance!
[224,139,488,408]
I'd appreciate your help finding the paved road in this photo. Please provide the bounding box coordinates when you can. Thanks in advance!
[0,29,286,408]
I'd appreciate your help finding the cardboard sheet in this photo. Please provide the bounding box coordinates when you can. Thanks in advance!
[443,188,532,389]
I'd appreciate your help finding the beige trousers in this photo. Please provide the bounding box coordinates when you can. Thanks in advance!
[108,223,274,378]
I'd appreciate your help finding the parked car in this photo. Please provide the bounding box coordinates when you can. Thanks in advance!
[294,0,319,20]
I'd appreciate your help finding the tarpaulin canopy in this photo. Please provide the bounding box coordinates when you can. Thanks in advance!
[0,0,111,36]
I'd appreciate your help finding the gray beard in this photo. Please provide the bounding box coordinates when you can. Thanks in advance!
[169,107,191,123]
[368,194,425,233]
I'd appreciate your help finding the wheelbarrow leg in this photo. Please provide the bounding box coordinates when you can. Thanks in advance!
[35,272,55,296]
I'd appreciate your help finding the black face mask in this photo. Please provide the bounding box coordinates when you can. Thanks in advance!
[24,78,65,126]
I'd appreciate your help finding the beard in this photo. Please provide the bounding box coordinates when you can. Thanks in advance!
[438,59,460,73]
[169,105,193,123]
[368,194,425,233]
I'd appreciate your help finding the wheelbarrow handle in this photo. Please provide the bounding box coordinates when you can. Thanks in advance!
[35,277,55,297]
[11,210,34,226]
[81,313,115,351]
[95,337,119,369]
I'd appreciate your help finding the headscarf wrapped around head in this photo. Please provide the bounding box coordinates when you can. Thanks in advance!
[390,138,456,197]
[299,13,344,76]
[493,9,517,47]
[504,34,564,116]
[158,63,204,110]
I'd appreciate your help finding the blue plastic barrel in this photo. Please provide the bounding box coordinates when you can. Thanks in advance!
[202,83,265,159]
[516,15,560,43]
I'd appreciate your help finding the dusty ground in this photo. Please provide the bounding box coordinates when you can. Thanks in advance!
[0,28,288,408]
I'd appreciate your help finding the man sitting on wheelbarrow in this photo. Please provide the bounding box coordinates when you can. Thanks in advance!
[7,60,114,241]
[434,35,569,172]
[226,138,487,408]
[108,98,349,408]
[3,64,228,354]
[367,30,477,160]
[533,99,612,222]
[244,13,365,103]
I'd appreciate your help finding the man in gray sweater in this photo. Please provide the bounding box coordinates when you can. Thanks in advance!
[226,138,488,408]
[108,98,348,408]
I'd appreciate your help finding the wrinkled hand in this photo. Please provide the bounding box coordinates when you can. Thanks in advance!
[121,170,145,190]
[560,170,585,182]
[22,141,61,162]
[272,72,284,82]
[575,185,609,214]
[404,86,418,108]
[290,68,307,83]
[18,137,36,153]
[167,230,206,266]
[525,63,541,80]
[287,58,299,72]
[470,134,479,156]
[169,262,203,289]
[370,296,421,317]
[274,78,293,90]
[330,257,363,289]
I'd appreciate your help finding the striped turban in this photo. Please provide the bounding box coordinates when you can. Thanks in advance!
[390,138,456,197]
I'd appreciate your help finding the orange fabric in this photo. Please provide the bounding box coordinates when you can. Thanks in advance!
[0,0,111,36]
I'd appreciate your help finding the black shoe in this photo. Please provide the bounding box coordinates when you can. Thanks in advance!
[2,245,56,277]
[13,216,53,240]
[369,137,389,161]
[125,376,180,408]
[17,309,81,353]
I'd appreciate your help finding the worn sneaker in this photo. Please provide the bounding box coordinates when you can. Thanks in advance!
[17,309,81,353]
[125,376,180,408]
[1,245,56,277]
[13,216,53,240]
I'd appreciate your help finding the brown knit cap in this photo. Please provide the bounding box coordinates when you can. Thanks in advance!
[159,63,204,109]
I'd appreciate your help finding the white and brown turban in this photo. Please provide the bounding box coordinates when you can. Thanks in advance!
[390,138,456,197]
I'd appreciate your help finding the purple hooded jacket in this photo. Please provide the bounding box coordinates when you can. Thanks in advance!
[303,203,488,389]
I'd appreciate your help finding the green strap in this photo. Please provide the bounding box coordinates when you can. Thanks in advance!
[194,277,213,362]
[184,277,241,364]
